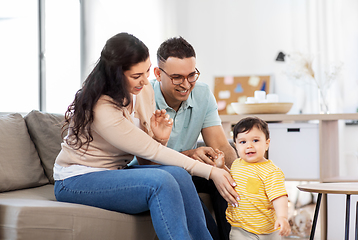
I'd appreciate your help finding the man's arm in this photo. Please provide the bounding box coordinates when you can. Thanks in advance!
[201,125,237,169]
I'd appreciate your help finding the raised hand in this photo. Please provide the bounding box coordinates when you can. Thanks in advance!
[150,109,173,144]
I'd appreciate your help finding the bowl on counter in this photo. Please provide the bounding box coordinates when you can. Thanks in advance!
[231,102,293,115]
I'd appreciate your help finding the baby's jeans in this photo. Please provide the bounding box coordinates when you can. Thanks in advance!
[54,165,212,240]
[230,226,281,240]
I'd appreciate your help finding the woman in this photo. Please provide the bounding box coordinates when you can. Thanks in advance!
[54,32,239,240]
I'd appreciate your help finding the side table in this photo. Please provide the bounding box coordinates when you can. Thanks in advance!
[297,183,358,240]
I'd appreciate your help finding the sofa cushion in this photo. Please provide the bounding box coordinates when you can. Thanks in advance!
[0,185,157,240]
[0,113,49,192]
[24,110,65,184]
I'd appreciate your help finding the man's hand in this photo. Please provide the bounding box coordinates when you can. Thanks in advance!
[201,125,238,168]
[181,146,219,166]
[150,109,173,144]
[182,147,230,172]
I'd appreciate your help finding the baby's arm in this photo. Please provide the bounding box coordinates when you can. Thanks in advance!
[272,195,291,236]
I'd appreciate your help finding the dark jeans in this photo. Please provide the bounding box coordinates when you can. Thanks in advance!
[193,176,231,240]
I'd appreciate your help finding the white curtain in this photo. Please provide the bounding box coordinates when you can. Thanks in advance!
[304,0,358,113]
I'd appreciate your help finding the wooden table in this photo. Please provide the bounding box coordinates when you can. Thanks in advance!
[297,183,358,240]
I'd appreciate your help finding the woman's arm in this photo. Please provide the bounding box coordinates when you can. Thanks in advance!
[92,98,211,175]
[92,98,240,206]
[138,109,172,165]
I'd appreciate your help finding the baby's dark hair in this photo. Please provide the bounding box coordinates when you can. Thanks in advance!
[233,117,270,142]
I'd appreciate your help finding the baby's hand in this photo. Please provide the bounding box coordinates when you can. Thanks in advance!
[213,149,225,168]
[213,149,230,173]
[274,216,291,236]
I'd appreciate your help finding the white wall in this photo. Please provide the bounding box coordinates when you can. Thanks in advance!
[327,194,358,240]
[81,0,358,114]
[166,0,358,114]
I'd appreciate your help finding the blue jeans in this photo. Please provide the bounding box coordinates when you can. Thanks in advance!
[54,165,213,240]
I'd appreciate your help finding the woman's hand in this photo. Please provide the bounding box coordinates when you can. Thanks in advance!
[150,109,173,144]
[209,167,240,207]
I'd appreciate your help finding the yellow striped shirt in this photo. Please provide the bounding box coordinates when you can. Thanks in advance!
[226,158,287,235]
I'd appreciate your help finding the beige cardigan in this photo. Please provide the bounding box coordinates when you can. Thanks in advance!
[55,84,213,179]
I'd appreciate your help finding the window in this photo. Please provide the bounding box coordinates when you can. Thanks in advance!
[0,0,39,113]
[1,0,162,114]
[44,1,80,113]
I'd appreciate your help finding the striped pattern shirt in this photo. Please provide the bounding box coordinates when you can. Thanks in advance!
[226,158,287,235]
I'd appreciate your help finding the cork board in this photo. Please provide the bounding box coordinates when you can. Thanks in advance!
[214,75,271,115]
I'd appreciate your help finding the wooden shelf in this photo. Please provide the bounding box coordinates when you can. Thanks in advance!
[220,113,358,182]
[220,113,358,123]
[322,176,358,183]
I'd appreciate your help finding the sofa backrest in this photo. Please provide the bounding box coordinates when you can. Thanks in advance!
[0,113,49,192]
[24,110,65,184]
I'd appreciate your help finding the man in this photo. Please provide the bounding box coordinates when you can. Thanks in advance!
[152,36,237,240]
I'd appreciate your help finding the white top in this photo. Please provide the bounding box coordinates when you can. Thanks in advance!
[53,163,109,180]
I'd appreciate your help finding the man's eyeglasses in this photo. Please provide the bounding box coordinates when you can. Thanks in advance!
[159,68,200,85]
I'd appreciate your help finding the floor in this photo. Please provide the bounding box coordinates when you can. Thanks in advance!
[284,181,321,240]
[282,203,317,239]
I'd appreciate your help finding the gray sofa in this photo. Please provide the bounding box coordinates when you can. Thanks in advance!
[0,110,216,240]
[0,110,157,240]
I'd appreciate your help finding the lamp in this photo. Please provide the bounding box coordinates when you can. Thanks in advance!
[276,51,286,61]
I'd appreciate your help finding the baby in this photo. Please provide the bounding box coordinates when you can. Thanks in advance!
[226,117,291,239]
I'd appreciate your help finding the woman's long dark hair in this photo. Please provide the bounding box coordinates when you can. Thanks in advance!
[63,33,149,149]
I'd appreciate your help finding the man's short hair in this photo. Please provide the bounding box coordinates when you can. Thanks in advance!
[157,36,196,65]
